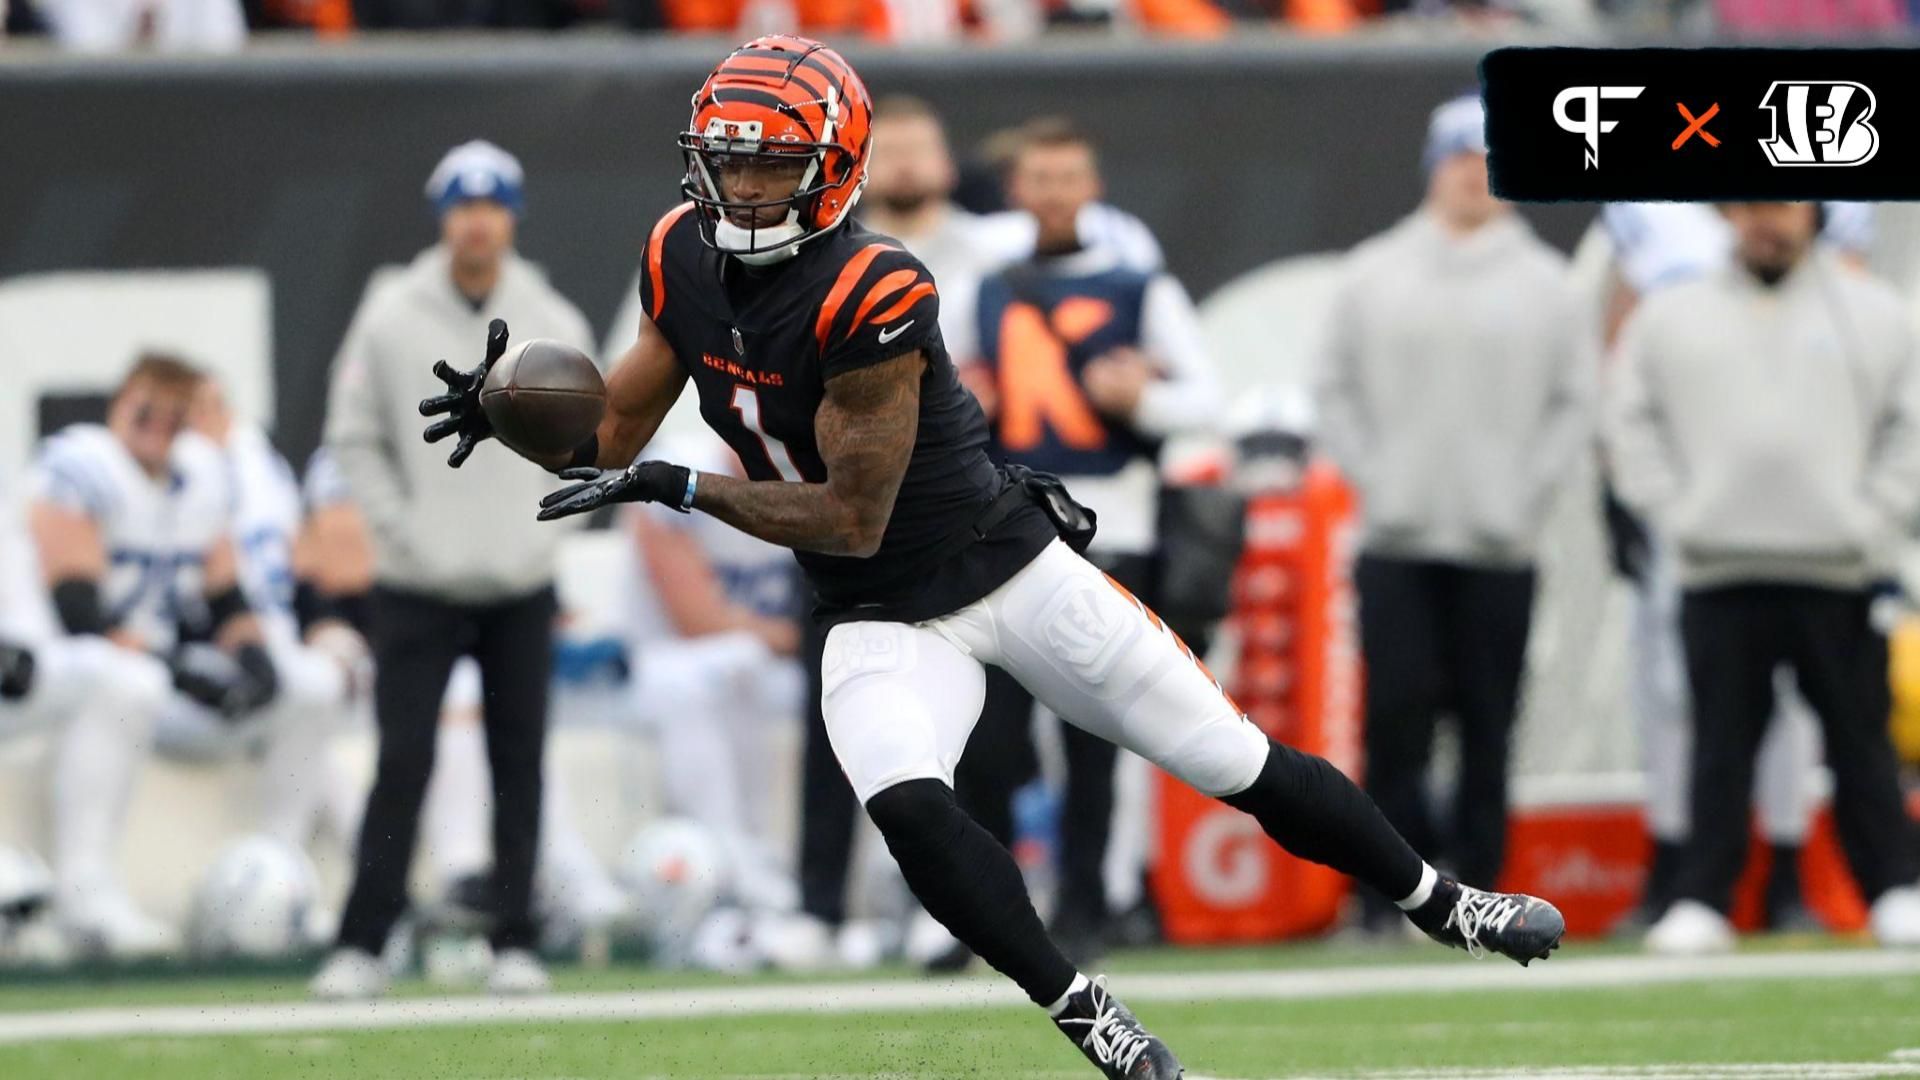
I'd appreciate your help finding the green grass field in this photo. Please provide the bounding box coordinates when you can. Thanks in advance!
[3,941,1919,1079]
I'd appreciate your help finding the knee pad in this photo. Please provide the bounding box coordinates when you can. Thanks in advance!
[863,778,962,851]
[1162,714,1271,798]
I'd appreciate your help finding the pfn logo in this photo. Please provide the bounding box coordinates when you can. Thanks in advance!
[1553,86,1645,170]
[1758,81,1879,167]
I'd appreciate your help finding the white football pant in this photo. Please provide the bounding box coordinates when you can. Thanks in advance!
[3,637,171,907]
[823,540,1270,807]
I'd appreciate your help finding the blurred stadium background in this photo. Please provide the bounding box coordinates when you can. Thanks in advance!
[7,6,1920,1078]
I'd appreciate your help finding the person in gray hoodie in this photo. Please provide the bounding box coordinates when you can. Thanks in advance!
[1315,95,1594,932]
[1605,200,1920,953]
[313,140,594,1000]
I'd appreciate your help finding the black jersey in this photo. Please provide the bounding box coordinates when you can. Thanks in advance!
[640,203,1055,624]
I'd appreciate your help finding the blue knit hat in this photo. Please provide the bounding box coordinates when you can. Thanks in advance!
[1423,94,1487,173]
[426,140,525,217]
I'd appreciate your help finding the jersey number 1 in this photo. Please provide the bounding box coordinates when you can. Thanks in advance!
[730,385,808,483]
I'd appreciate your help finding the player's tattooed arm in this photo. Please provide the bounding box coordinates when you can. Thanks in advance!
[692,352,924,558]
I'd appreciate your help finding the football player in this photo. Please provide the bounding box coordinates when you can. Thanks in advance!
[25,354,274,956]
[421,37,1565,1077]
[1,453,173,961]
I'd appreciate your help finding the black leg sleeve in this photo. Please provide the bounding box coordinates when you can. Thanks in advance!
[866,779,1077,1006]
[1221,738,1427,904]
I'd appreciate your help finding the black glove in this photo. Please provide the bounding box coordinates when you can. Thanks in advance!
[0,639,35,702]
[537,461,691,522]
[170,643,280,722]
[421,318,510,469]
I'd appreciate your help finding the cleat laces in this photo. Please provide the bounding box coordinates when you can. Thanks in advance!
[1445,888,1525,959]
[1058,977,1152,1073]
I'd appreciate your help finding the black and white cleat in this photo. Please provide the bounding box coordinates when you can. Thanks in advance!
[1053,976,1185,1078]
[1417,881,1566,967]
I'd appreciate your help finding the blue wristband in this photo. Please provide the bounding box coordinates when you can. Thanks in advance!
[679,469,698,513]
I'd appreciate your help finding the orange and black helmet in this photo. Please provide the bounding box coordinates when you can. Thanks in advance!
[679,36,874,263]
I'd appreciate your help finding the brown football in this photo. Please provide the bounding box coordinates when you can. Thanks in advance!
[480,339,606,458]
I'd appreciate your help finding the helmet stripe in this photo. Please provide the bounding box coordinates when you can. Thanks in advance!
[728,47,850,105]
[715,60,832,102]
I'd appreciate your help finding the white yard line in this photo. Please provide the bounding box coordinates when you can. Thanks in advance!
[1,948,1917,1046]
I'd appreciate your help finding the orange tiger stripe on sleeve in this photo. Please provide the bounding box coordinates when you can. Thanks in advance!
[814,243,900,353]
[864,281,936,330]
[846,269,920,336]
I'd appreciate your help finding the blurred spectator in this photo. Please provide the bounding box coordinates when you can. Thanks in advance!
[1606,201,1920,953]
[959,116,1223,967]
[35,0,244,50]
[314,139,594,1000]
[1599,201,1869,932]
[4,387,175,961]
[1314,95,1593,933]
[26,355,260,959]
[963,123,1167,270]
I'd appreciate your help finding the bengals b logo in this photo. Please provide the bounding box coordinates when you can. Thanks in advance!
[1758,81,1880,167]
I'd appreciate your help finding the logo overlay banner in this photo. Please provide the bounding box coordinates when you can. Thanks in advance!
[1482,48,1919,201]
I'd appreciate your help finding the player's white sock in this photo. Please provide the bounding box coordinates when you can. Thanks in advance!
[1046,973,1091,1016]
[423,716,492,878]
[1396,863,1440,911]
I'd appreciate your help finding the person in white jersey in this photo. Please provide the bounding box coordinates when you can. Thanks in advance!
[26,354,277,956]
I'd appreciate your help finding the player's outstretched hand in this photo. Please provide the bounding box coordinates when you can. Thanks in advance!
[537,461,691,522]
[421,318,510,468]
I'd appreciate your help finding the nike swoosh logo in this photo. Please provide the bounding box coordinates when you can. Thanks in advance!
[876,320,915,345]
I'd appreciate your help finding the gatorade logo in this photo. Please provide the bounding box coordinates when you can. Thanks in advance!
[1183,809,1268,907]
